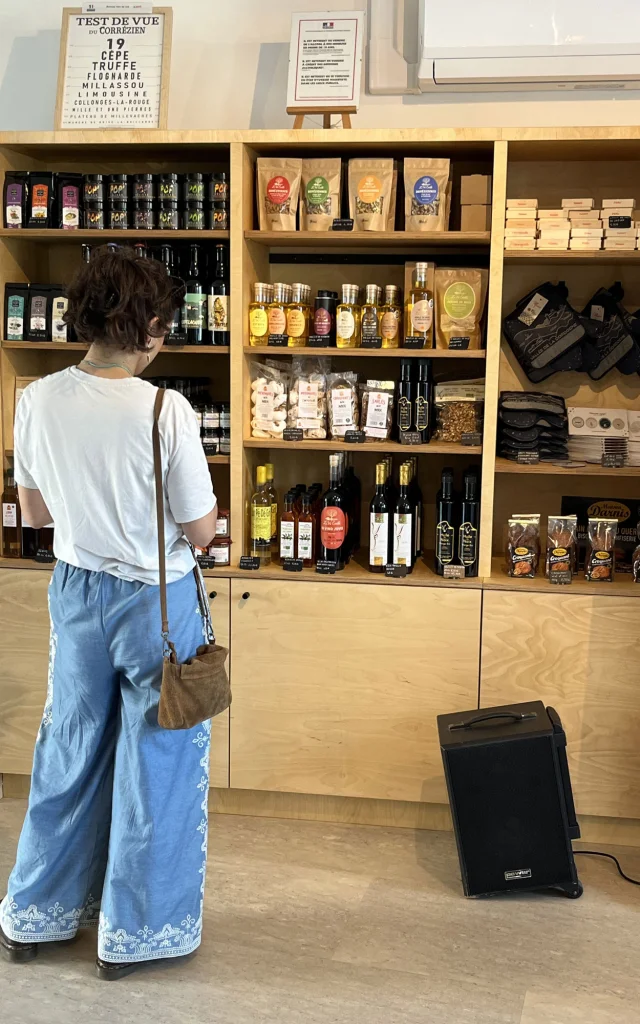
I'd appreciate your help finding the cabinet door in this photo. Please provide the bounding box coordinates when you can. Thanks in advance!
[0,569,51,774]
[208,579,230,788]
[480,590,640,820]
[230,579,481,802]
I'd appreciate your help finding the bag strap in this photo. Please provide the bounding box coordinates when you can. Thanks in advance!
[153,388,174,659]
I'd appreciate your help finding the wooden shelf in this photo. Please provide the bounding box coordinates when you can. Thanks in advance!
[487,558,640,599]
[207,455,230,464]
[245,438,481,455]
[495,457,640,477]
[0,229,229,242]
[1,341,229,354]
[244,346,485,359]
[245,230,490,248]
[504,250,640,264]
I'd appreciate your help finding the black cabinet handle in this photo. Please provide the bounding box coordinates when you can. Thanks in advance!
[242,592,250,600]
[209,591,217,600]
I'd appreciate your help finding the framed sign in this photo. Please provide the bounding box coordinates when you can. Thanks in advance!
[55,6,172,129]
[286,10,364,112]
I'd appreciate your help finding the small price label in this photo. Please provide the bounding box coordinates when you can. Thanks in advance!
[344,430,366,444]
[461,431,483,447]
[399,431,423,446]
[516,451,540,464]
[35,550,55,563]
[607,215,632,229]
[332,218,354,231]
[385,563,408,578]
[448,337,470,350]
[307,335,334,348]
[197,555,217,569]
[282,558,304,572]
[361,336,383,349]
[239,555,261,570]
[601,452,626,468]
[316,559,338,574]
[202,443,220,457]
[283,427,304,442]
[268,334,288,347]
[403,336,427,349]
[443,565,465,580]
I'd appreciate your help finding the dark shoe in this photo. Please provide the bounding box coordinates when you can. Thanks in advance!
[0,922,38,964]
[95,949,197,981]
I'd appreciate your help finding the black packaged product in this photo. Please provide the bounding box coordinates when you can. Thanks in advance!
[459,468,480,577]
[209,172,228,203]
[158,173,179,202]
[57,173,83,230]
[26,284,51,340]
[84,200,104,229]
[108,200,129,230]
[183,201,204,230]
[133,173,155,200]
[3,172,28,229]
[208,201,228,230]
[435,467,457,575]
[49,287,69,342]
[4,282,29,341]
[561,495,640,574]
[579,286,635,380]
[396,359,413,437]
[414,358,432,442]
[84,174,104,203]
[133,199,155,230]
[158,199,179,230]
[503,282,585,382]
[27,172,55,228]
[183,173,205,202]
[313,290,338,345]
[498,392,568,461]
[108,174,128,201]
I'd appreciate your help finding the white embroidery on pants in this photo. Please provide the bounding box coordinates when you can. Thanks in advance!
[40,593,57,736]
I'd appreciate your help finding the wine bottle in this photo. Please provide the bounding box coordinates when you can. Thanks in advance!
[409,456,423,558]
[414,358,432,442]
[435,467,457,576]
[393,463,413,572]
[319,454,349,570]
[2,473,21,558]
[160,244,184,344]
[250,466,272,566]
[369,462,391,572]
[396,359,413,438]
[208,243,230,346]
[459,469,480,578]
[182,243,206,345]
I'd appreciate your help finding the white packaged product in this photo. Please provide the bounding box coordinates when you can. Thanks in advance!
[362,380,395,441]
[327,371,359,439]
[250,360,289,438]
[287,357,329,439]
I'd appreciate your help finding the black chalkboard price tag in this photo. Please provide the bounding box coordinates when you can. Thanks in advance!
[202,443,220,457]
[332,218,354,231]
[385,563,408,578]
[361,336,383,349]
[516,451,540,464]
[344,430,366,444]
[316,559,337,574]
[601,452,625,468]
[307,335,334,348]
[461,431,483,447]
[399,431,423,446]
[196,555,216,569]
[448,337,470,350]
[268,334,288,347]
[35,550,56,563]
[443,564,465,580]
[282,558,304,572]
[403,336,426,349]
[239,555,260,570]
[283,427,304,442]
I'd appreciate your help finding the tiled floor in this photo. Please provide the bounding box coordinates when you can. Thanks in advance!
[1,799,639,1023]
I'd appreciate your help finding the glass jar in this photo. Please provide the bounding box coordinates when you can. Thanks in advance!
[158,200,179,230]
[209,172,229,203]
[209,538,231,566]
[133,173,155,200]
[208,201,228,230]
[108,174,128,201]
[215,508,230,539]
[108,200,129,230]
[84,174,104,203]
[183,173,205,202]
[158,173,179,202]
[183,201,204,230]
[84,199,104,229]
[133,199,155,230]
[220,403,230,431]
[219,428,230,455]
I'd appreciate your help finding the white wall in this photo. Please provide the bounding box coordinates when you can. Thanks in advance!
[2,0,640,130]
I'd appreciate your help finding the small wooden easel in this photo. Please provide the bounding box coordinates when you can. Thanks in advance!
[287,106,356,129]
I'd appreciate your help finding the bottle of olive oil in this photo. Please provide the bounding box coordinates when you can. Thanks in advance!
[404,262,434,348]
[458,469,480,578]
[2,473,21,558]
[336,284,361,348]
[435,467,456,576]
[380,284,402,348]
[361,284,382,345]
[264,462,278,552]
[250,465,272,566]
[286,283,310,347]
[249,283,272,346]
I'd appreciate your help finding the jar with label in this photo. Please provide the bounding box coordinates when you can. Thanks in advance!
[336,284,361,348]
[209,538,231,566]
[209,172,229,203]
[208,201,228,230]
[84,200,104,230]
[219,429,231,455]
[249,283,272,345]
[361,284,382,346]
[380,285,402,348]
[133,173,155,200]
[313,290,338,345]
[219,403,230,432]
[108,201,129,230]
[108,174,129,201]
[133,199,155,230]
[158,200,179,230]
[158,173,179,202]
[404,262,434,348]
[183,201,204,230]
[84,174,104,204]
[268,283,290,340]
[286,283,310,347]
[215,508,230,539]
[183,173,205,203]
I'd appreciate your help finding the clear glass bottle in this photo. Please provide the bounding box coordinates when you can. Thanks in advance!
[297,492,316,567]
[336,284,361,348]
[250,465,272,566]
[286,282,310,347]
[380,284,402,349]
[249,282,272,346]
[264,462,278,551]
[2,472,21,558]
[360,284,382,346]
[404,261,434,348]
[393,463,414,573]
[279,491,298,560]
[268,282,289,340]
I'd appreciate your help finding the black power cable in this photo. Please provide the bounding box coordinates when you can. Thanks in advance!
[575,850,640,886]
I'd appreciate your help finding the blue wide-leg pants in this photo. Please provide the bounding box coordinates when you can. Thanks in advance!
[0,561,212,964]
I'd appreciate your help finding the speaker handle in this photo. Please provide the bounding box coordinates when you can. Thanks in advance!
[449,710,537,731]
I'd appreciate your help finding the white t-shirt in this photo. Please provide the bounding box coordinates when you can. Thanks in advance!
[13,367,216,584]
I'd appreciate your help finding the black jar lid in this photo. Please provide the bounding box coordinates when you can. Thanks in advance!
[317,290,338,299]
[84,197,104,207]
[110,173,128,182]
[211,171,228,182]
[108,198,128,209]
[133,173,153,183]
[159,172,179,181]
[85,173,104,182]
[185,172,204,181]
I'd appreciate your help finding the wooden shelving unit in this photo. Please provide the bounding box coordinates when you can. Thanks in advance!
[245,230,490,248]
[504,249,640,263]
[243,346,485,359]
[1,341,230,354]
[244,438,481,455]
[0,229,229,242]
[494,457,640,477]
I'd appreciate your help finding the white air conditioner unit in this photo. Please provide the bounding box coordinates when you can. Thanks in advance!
[369,0,640,94]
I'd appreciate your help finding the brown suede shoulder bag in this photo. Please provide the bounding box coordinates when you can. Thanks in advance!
[153,388,231,730]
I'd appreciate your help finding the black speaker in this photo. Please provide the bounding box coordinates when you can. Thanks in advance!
[438,701,582,899]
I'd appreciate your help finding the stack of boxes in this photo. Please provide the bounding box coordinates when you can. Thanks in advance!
[504,197,640,251]
[460,174,492,232]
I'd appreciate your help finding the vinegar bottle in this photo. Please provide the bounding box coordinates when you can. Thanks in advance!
[2,473,21,558]
[250,466,272,566]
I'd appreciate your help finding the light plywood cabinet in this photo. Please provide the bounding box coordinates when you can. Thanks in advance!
[480,590,640,821]
[229,579,482,803]
[208,580,230,788]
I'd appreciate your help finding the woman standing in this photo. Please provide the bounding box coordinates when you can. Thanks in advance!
[0,246,217,980]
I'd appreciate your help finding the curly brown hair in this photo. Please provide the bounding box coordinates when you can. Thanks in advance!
[64,245,185,352]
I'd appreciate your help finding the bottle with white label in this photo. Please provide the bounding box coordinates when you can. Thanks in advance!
[2,473,21,558]
[297,492,315,567]
[393,463,414,572]
[208,243,229,346]
[279,491,297,561]
[404,261,434,348]
[336,284,361,348]
[369,462,391,572]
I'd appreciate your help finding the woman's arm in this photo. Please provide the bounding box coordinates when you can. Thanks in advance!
[18,485,53,530]
[181,508,218,549]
